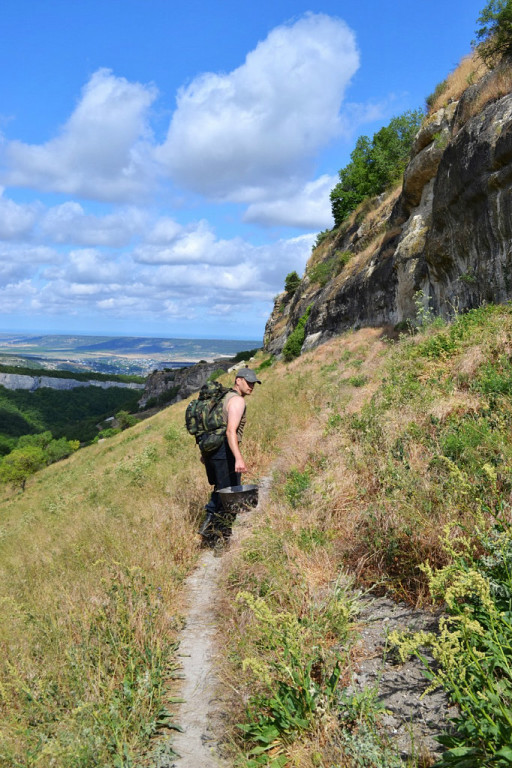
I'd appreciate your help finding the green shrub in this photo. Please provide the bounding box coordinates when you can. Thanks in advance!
[348,374,368,387]
[163,424,182,454]
[284,271,301,296]
[231,348,260,364]
[256,357,274,372]
[312,229,331,250]
[390,523,512,767]
[475,0,512,66]
[308,259,334,287]
[330,109,423,226]
[207,368,226,382]
[284,468,311,508]
[426,79,448,111]
[282,306,312,362]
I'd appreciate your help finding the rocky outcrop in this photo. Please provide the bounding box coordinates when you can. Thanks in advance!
[138,359,234,409]
[0,372,144,392]
[426,93,512,314]
[264,67,512,355]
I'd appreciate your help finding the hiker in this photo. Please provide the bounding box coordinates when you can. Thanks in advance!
[198,367,261,545]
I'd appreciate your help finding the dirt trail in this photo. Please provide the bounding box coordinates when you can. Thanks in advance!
[169,550,228,768]
[165,479,270,768]
[158,476,453,767]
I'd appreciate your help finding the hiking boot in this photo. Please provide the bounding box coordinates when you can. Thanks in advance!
[213,536,230,557]
[198,512,215,537]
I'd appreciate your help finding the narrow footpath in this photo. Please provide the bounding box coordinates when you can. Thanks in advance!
[155,476,454,767]
[165,479,271,768]
[169,550,228,767]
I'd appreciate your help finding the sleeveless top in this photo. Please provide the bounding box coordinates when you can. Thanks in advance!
[222,391,246,443]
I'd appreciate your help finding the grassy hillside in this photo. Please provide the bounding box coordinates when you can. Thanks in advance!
[2,305,512,766]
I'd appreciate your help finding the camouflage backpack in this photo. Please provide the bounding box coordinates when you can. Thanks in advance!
[185,380,234,454]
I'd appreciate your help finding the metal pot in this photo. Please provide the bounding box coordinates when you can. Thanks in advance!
[218,484,259,514]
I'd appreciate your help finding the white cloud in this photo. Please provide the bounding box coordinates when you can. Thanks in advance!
[0,220,314,330]
[3,69,158,202]
[243,174,337,229]
[0,280,39,312]
[134,220,243,266]
[157,13,359,201]
[147,217,183,244]
[40,201,147,246]
[0,244,59,284]
[0,190,40,239]
[50,248,126,284]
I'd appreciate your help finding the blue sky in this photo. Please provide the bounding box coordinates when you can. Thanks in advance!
[0,0,485,340]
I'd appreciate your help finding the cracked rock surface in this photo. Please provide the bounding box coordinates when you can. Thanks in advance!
[350,597,457,763]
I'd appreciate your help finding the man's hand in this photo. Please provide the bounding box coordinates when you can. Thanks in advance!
[235,457,247,473]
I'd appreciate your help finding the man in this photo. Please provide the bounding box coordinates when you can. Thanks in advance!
[199,367,261,547]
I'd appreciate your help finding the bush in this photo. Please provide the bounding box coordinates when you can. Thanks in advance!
[256,356,274,372]
[426,79,448,111]
[475,0,512,66]
[207,368,226,382]
[284,271,301,297]
[330,110,423,226]
[115,409,137,429]
[313,229,331,249]
[308,250,352,287]
[284,468,311,507]
[231,348,260,364]
[282,306,312,362]
[390,523,512,767]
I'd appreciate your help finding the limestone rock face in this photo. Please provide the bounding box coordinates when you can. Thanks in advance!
[264,78,512,357]
[426,93,512,315]
[0,372,144,392]
[138,360,233,409]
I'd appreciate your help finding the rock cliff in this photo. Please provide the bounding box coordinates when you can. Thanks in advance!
[138,359,239,409]
[0,372,144,392]
[264,62,512,355]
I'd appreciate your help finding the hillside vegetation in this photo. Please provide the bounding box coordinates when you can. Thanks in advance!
[2,304,512,766]
[0,383,141,455]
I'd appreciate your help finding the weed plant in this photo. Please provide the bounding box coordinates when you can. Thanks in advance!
[390,520,512,766]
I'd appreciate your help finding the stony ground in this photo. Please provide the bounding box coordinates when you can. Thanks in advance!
[350,597,457,764]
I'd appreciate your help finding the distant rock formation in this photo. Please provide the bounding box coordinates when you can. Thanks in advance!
[0,372,144,392]
[264,65,512,355]
[138,359,234,409]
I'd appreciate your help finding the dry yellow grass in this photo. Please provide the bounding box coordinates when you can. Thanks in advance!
[3,306,512,766]
[429,50,488,113]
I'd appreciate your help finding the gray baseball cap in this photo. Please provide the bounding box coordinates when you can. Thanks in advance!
[236,367,262,384]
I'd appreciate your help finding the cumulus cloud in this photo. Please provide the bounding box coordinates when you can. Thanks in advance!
[40,202,147,246]
[157,13,359,201]
[0,244,59,284]
[52,248,127,284]
[0,212,314,330]
[0,190,40,239]
[3,69,158,202]
[243,174,337,229]
[134,220,249,266]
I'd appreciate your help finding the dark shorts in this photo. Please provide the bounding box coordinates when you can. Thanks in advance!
[203,438,240,515]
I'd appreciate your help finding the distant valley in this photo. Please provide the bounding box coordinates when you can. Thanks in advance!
[0,333,261,376]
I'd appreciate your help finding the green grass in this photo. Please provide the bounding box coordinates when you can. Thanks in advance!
[5,305,512,766]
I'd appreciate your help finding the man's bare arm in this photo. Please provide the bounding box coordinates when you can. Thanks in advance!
[226,395,247,473]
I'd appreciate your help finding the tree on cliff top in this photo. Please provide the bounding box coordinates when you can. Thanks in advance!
[475,0,512,65]
[330,109,423,227]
